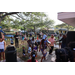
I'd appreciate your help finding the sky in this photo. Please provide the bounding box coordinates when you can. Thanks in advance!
[45,12,63,25]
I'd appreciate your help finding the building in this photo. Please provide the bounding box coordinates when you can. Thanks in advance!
[58,12,75,27]
[58,28,68,34]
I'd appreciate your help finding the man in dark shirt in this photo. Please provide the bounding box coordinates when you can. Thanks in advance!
[59,34,66,48]
[14,32,19,48]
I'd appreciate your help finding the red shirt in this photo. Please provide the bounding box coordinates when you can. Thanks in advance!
[27,59,38,62]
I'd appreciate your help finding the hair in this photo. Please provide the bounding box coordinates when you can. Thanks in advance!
[0,32,2,39]
[31,51,37,62]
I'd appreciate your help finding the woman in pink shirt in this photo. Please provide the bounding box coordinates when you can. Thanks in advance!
[48,34,56,55]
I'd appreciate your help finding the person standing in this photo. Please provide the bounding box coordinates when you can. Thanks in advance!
[0,32,6,62]
[59,34,67,48]
[31,37,35,51]
[10,36,14,45]
[21,35,24,45]
[58,34,62,49]
[14,32,19,48]
[39,35,48,62]
[28,44,32,59]
[48,34,56,55]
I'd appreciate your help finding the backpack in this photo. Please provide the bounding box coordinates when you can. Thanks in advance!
[55,47,74,62]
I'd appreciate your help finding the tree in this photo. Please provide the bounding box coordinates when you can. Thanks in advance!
[0,12,19,23]
[55,23,75,31]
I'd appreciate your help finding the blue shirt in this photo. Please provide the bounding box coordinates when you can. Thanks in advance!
[10,38,13,43]
[42,34,47,39]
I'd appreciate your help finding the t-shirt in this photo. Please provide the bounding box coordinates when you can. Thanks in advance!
[10,38,13,43]
[27,59,38,62]
[28,47,31,53]
[59,36,62,43]
[23,49,25,54]
[14,35,18,42]
[33,46,37,51]
[48,37,55,46]
[42,34,47,39]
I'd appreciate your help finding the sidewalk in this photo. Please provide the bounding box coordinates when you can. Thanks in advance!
[37,51,56,62]
[37,44,59,62]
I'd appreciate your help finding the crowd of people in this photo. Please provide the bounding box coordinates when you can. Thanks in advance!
[0,29,75,62]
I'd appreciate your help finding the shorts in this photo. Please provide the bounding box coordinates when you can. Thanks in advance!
[0,49,4,52]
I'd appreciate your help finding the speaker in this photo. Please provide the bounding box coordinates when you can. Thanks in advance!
[66,31,75,47]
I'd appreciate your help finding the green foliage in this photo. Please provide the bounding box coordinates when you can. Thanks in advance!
[0,12,55,32]
[55,23,75,31]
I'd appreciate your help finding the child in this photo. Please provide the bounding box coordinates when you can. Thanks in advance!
[22,46,25,56]
[33,45,38,52]
[28,44,32,59]
[0,32,6,62]
[10,36,14,45]
[21,35,24,45]
[27,51,38,62]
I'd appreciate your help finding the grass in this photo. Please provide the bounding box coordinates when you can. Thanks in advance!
[5,38,42,61]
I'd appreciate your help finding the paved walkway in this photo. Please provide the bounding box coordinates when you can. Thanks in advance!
[37,51,56,62]
[37,44,59,62]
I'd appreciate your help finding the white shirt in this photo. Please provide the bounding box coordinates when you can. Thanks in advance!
[0,41,4,49]
[59,36,62,43]
[28,47,31,53]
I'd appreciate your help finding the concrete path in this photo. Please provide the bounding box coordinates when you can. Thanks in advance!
[37,44,59,62]
[37,51,56,62]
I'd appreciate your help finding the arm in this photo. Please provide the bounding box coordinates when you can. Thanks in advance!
[59,38,63,41]
[4,41,6,51]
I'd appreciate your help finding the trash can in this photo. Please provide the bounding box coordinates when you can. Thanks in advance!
[5,45,17,62]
